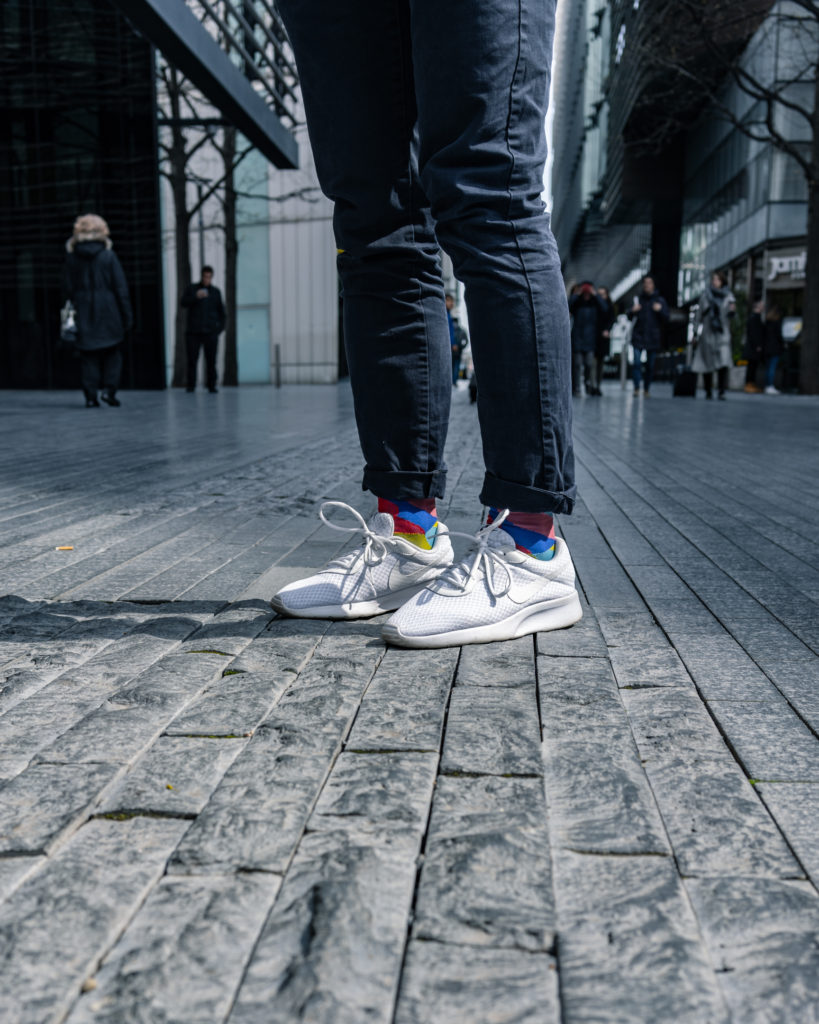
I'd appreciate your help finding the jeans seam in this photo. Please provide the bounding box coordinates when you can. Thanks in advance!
[502,0,551,508]
[394,0,432,488]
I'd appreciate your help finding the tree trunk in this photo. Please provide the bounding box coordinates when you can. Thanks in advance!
[222,125,239,387]
[801,173,819,394]
[799,69,819,394]
[167,69,192,388]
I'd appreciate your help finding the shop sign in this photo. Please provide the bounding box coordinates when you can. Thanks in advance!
[767,248,806,287]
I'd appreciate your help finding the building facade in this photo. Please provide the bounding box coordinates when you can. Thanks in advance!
[550,0,808,321]
[1,0,342,389]
[0,0,164,389]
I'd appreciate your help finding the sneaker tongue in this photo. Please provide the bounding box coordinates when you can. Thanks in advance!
[486,526,516,553]
[368,512,395,538]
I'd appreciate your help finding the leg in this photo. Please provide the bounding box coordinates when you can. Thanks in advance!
[717,365,729,397]
[572,351,583,395]
[703,371,713,397]
[203,334,219,389]
[102,345,122,394]
[586,351,598,393]
[80,350,102,398]
[410,0,574,514]
[186,333,201,389]
[277,0,450,500]
[766,356,779,388]
[644,350,656,392]
[633,348,643,391]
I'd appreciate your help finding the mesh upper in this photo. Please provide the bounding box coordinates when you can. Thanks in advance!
[388,536,577,636]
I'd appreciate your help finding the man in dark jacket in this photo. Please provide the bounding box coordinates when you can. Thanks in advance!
[569,282,607,396]
[181,266,226,392]
[64,214,133,408]
[628,275,669,397]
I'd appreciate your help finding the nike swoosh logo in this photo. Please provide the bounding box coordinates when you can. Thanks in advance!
[506,579,568,605]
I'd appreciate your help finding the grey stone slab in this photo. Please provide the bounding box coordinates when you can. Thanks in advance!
[441,685,541,777]
[164,671,288,737]
[166,619,329,737]
[170,630,385,873]
[536,589,608,658]
[394,941,559,1024]
[346,646,457,752]
[707,699,819,780]
[308,751,438,844]
[0,762,118,854]
[623,689,801,877]
[33,703,173,766]
[539,657,670,854]
[456,636,537,688]
[227,751,435,1022]
[98,736,245,816]
[229,832,415,1024]
[0,817,189,1024]
[555,851,727,1024]
[758,783,819,886]
[65,873,280,1024]
[413,776,554,951]
[670,633,781,699]
[0,856,44,904]
[686,877,819,1024]
[608,643,693,689]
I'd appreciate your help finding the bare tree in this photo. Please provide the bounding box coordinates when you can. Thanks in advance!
[156,62,253,386]
[633,0,818,391]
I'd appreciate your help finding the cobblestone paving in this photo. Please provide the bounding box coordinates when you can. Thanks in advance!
[2,384,819,1023]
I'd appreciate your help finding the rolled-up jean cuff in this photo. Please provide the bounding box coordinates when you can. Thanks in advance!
[480,475,576,516]
[362,467,448,501]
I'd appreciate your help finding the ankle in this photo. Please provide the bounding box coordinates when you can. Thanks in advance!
[490,508,556,560]
[377,497,439,549]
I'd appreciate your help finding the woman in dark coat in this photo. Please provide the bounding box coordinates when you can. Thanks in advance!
[594,286,615,396]
[64,214,133,407]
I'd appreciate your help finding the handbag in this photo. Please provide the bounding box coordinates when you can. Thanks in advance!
[60,301,78,351]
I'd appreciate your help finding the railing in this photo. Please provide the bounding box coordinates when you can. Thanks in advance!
[184,1,298,126]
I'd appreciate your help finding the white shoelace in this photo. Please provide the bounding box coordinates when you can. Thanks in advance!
[319,500,396,570]
[432,509,514,599]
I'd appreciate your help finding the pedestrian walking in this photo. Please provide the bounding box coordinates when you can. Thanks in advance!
[270,0,581,650]
[569,282,606,397]
[446,293,468,385]
[743,300,765,393]
[595,286,616,394]
[63,214,132,408]
[628,275,669,397]
[691,271,735,400]
[763,304,784,395]
[181,266,225,393]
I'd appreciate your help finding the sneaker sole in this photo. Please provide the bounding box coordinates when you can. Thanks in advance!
[382,591,583,649]
[270,581,431,620]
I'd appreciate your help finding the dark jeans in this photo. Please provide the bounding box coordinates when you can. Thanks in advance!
[632,348,657,391]
[80,344,122,397]
[186,332,219,389]
[573,350,597,394]
[703,367,729,396]
[277,0,574,514]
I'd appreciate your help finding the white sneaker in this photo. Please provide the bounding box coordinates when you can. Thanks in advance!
[382,511,582,648]
[271,501,454,619]
[764,385,781,395]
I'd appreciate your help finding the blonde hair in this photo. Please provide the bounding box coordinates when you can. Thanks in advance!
[72,213,110,241]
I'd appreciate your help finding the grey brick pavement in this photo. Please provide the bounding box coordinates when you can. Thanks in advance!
[2,384,819,1022]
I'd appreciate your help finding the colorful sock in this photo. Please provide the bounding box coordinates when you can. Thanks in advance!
[378,497,439,550]
[489,508,556,561]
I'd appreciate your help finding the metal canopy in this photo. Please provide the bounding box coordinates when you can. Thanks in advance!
[111,0,299,169]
